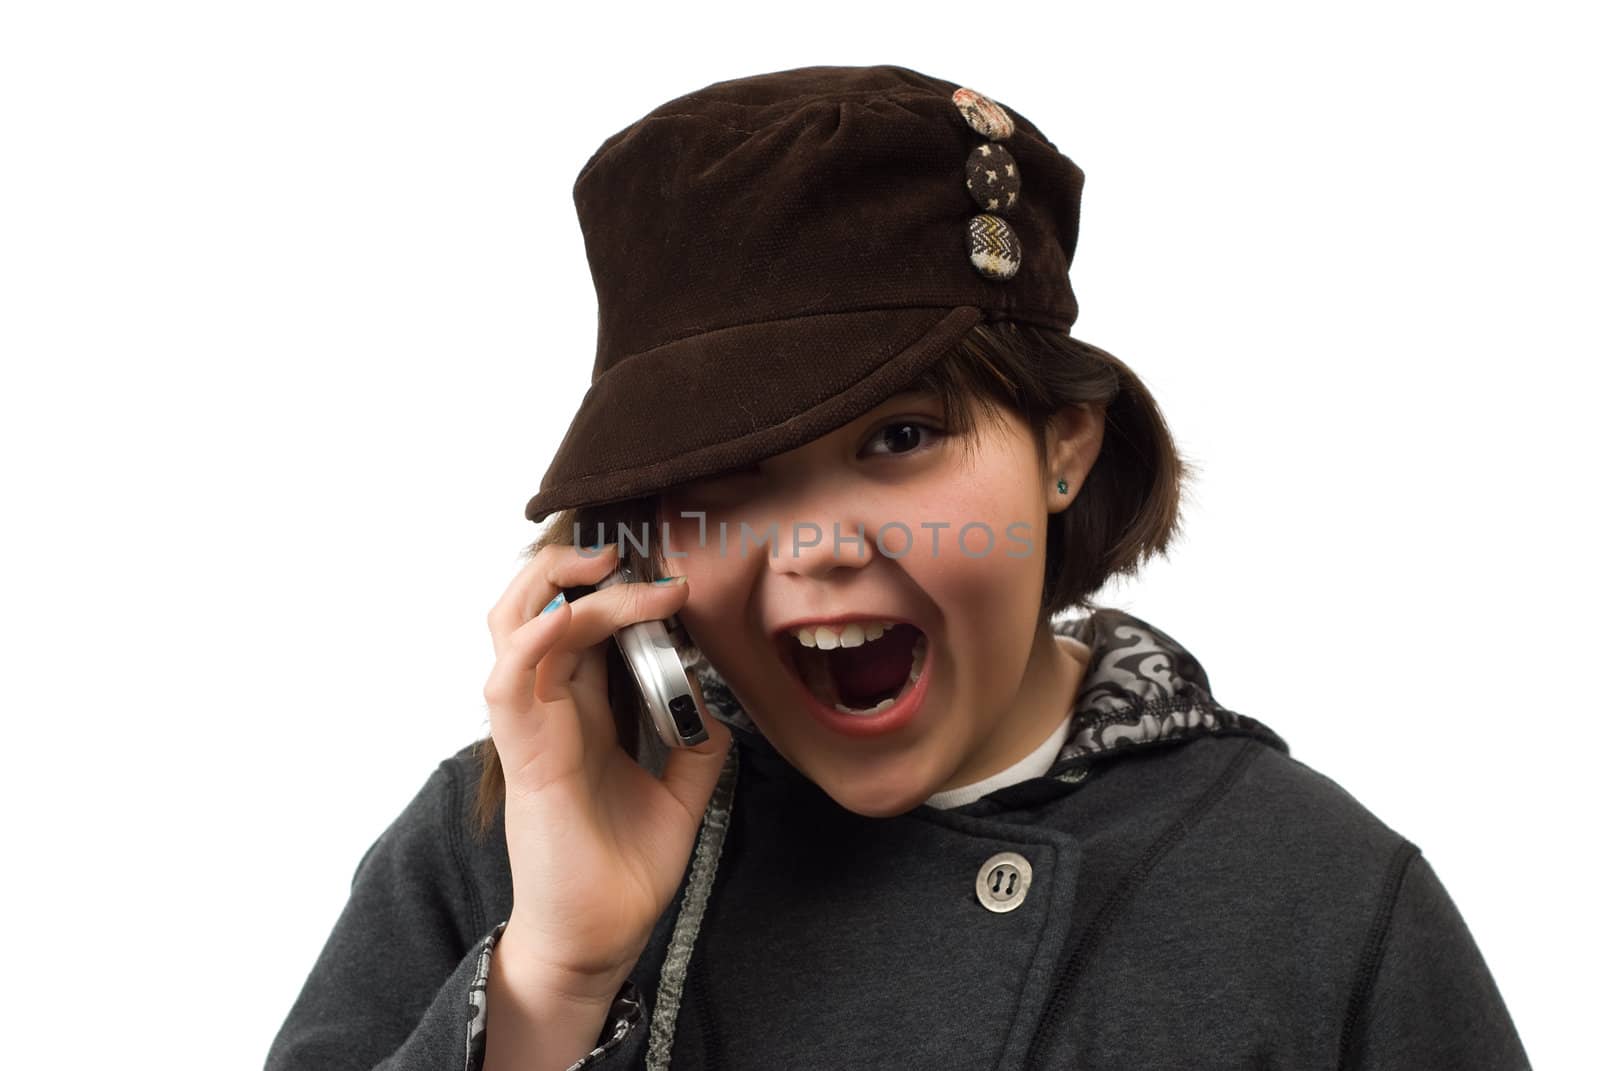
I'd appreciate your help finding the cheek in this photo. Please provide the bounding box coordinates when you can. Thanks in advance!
[673,547,734,617]
[667,542,762,666]
[882,469,1045,570]
[905,532,1043,622]
[887,476,1046,670]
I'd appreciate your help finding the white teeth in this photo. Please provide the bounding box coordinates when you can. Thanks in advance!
[833,696,897,717]
[907,633,927,684]
[790,620,900,648]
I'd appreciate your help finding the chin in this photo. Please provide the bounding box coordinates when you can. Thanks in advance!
[843,796,928,819]
[806,763,933,819]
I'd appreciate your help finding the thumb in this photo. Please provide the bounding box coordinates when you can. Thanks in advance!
[658,711,734,821]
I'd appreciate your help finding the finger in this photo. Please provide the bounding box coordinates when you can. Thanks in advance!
[535,577,692,702]
[658,707,734,821]
[483,575,689,717]
[487,542,619,660]
[486,581,686,788]
[482,597,578,774]
[484,582,587,716]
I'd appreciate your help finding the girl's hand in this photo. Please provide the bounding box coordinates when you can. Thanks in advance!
[481,542,733,1002]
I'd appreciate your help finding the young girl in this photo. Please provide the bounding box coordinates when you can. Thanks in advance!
[265,65,1529,1070]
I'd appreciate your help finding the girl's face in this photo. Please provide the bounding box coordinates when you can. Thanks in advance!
[658,389,1105,817]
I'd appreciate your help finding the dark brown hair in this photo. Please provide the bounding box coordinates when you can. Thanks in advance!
[468,319,1194,839]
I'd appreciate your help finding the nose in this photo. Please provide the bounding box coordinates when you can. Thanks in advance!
[765,506,879,581]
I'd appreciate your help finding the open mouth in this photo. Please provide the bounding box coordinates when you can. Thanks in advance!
[778,621,930,717]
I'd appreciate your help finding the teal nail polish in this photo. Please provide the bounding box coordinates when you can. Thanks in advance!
[654,576,686,585]
[541,593,566,614]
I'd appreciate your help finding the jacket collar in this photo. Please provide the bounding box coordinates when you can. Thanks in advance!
[693,606,1289,789]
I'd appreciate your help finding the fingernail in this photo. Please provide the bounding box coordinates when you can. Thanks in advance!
[575,541,617,558]
[540,593,566,614]
[653,576,687,585]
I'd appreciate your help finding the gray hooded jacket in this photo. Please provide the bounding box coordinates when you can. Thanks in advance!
[264,608,1531,1069]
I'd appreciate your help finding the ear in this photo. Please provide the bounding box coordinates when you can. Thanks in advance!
[1043,402,1106,512]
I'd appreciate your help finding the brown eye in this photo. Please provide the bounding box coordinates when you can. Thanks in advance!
[863,421,942,458]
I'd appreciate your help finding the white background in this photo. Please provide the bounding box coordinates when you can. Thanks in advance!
[2,2,1592,1066]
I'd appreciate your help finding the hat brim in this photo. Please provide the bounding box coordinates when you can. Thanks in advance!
[525,305,985,523]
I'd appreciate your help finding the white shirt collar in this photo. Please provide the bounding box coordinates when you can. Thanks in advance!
[922,635,1090,810]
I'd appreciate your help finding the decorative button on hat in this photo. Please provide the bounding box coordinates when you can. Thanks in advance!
[965,142,1020,214]
[950,86,1024,281]
[952,87,1015,140]
[967,214,1022,280]
[523,65,1103,523]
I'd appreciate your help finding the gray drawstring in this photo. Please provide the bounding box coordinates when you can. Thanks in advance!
[646,742,739,1070]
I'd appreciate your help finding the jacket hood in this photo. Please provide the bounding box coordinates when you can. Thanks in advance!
[692,605,1289,793]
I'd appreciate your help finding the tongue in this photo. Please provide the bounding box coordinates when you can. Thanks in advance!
[828,626,920,706]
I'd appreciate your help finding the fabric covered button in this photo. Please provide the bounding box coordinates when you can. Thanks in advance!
[965,142,1020,215]
[952,87,1015,141]
[976,851,1033,913]
[966,214,1021,280]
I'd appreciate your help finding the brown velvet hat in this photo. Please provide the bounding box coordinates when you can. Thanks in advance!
[524,64,1104,523]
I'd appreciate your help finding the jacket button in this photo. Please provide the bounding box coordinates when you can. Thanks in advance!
[976,851,1033,913]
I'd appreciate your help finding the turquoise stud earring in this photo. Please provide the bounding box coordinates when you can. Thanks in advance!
[1056,477,1069,494]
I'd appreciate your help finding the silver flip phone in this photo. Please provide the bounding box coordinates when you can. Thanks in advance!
[593,562,709,749]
